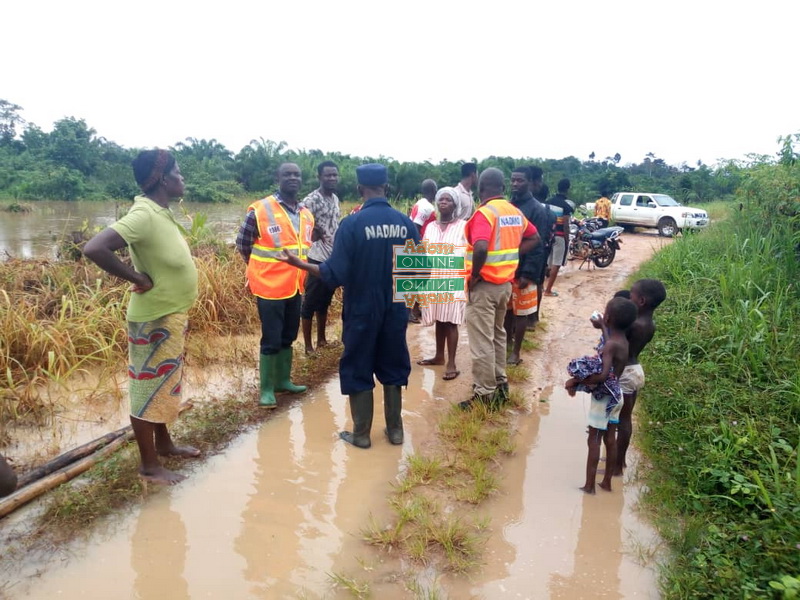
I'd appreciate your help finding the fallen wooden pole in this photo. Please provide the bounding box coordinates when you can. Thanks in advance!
[15,425,132,490]
[0,430,134,519]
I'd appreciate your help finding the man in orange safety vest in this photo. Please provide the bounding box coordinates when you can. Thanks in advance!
[461,167,540,410]
[236,162,314,408]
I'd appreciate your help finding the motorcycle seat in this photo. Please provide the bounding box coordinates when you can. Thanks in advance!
[588,226,624,241]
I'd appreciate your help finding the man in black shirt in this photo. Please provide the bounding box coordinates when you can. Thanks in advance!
[505,167,548,364]
[544,178,575,297]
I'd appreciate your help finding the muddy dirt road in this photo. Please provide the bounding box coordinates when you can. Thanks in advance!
[1,231,671,599]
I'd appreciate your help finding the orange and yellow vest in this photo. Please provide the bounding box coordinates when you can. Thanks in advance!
[246,195,314,300]
[465,199,528,285]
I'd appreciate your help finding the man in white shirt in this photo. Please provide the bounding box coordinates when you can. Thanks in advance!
[409,179,437,236]
[453,162,477,221]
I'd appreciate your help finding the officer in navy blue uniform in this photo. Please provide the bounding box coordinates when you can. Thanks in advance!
[281,163,420,449]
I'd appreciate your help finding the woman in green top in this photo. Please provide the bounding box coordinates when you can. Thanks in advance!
[84,149,200,485]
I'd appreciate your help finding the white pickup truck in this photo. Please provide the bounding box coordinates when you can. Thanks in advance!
[586,193,710,237]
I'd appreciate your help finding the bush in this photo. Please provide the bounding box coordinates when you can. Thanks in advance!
[635,157,800,598]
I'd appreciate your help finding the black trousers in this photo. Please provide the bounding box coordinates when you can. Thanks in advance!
[300,259,336,319]
[257,293,301,355]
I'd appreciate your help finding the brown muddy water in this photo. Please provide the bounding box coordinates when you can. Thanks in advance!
[1,232,671,599]
[0,200,246,260]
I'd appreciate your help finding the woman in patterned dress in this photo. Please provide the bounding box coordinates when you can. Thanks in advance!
[416,187,468,380]
[83,149,200,485]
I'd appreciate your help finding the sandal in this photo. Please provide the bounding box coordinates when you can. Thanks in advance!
[443,370,460,381]
[544,290,559,297]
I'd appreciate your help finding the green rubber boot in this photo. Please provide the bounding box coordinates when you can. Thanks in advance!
[383,385,404,445]
[340,390,374,449]
[258,353,277,408]
[275,348,307,394]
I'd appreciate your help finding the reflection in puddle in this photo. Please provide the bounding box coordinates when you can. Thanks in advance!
[5,352,440,598]
[131,494,190,600]
[3,324,660,599]
[444,387,659,599]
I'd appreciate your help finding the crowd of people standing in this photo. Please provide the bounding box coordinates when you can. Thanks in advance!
[9,148,662,495]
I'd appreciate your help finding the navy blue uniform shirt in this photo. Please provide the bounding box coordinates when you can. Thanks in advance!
[319,197,420,394]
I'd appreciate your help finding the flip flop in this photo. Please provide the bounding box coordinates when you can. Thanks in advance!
[506,358,523,366]
[443,370,460,381]
[544,291,559,297]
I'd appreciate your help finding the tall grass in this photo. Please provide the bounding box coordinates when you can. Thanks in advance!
[634,158,800,597]
[0,245,261,424]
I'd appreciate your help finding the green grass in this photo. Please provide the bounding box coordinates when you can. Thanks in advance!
[328,571,370,599]
[632,160,800,598]
[701,199,734,222]
[362,387,523,573]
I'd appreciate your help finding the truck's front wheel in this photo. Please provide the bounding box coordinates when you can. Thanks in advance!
[658,217,678,237]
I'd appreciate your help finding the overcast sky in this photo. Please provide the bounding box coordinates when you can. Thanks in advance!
[3,0,798,168]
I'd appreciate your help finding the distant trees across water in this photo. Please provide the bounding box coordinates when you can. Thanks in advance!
[0,99,771,204]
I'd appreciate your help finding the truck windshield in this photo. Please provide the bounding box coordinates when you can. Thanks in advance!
[653,194,680,206]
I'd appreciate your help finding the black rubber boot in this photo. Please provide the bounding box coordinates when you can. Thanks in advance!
[340,390,374,449]
[383,385,404,445]
[495,381,510,405]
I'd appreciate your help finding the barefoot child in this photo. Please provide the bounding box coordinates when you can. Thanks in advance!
[613,278,667,476]
[566,297,637,494]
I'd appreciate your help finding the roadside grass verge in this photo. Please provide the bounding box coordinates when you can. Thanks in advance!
[632,159,800,598]
[361,388,526,574]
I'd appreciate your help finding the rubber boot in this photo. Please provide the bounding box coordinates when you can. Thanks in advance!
[459,391,496,411]
[275,347,307,394]
[495,381,510,405]
[339,390,374,449]
[383,385,404,445]
[258,353,277,408]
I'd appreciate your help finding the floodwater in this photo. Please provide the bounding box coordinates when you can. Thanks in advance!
[0,200,246,260]
[1,232,671,599]
[2,361,256,471]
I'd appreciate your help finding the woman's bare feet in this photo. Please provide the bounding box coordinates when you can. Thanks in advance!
[157,445,201,458]
[598,481,613,492]
[579,484,596,495]
[140,466,186,485]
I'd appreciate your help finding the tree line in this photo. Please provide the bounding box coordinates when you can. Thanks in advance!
[0,99,758,204]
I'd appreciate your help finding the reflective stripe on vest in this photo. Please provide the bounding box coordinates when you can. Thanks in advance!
[246,196,313,300]
[465,199,527,284]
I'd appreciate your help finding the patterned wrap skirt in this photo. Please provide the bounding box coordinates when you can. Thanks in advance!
[127,313,188,424]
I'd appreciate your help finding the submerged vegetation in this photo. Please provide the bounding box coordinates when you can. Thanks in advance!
[0,246,258,428]
[635,144,800,597]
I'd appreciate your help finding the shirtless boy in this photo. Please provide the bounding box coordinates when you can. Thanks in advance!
[613,278,667,476]
[566,297,638,494]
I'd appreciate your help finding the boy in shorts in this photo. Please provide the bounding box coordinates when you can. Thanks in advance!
[566,297,638,494]
[613,278,667,476]
[505,279,538,365]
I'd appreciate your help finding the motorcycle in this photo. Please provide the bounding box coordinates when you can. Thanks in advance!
[568,216,624,268]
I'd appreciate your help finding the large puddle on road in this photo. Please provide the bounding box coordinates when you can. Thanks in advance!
[442,386,659,599]
[4,371,658,600]
[3,232,666,599]
[3,344,449,599]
